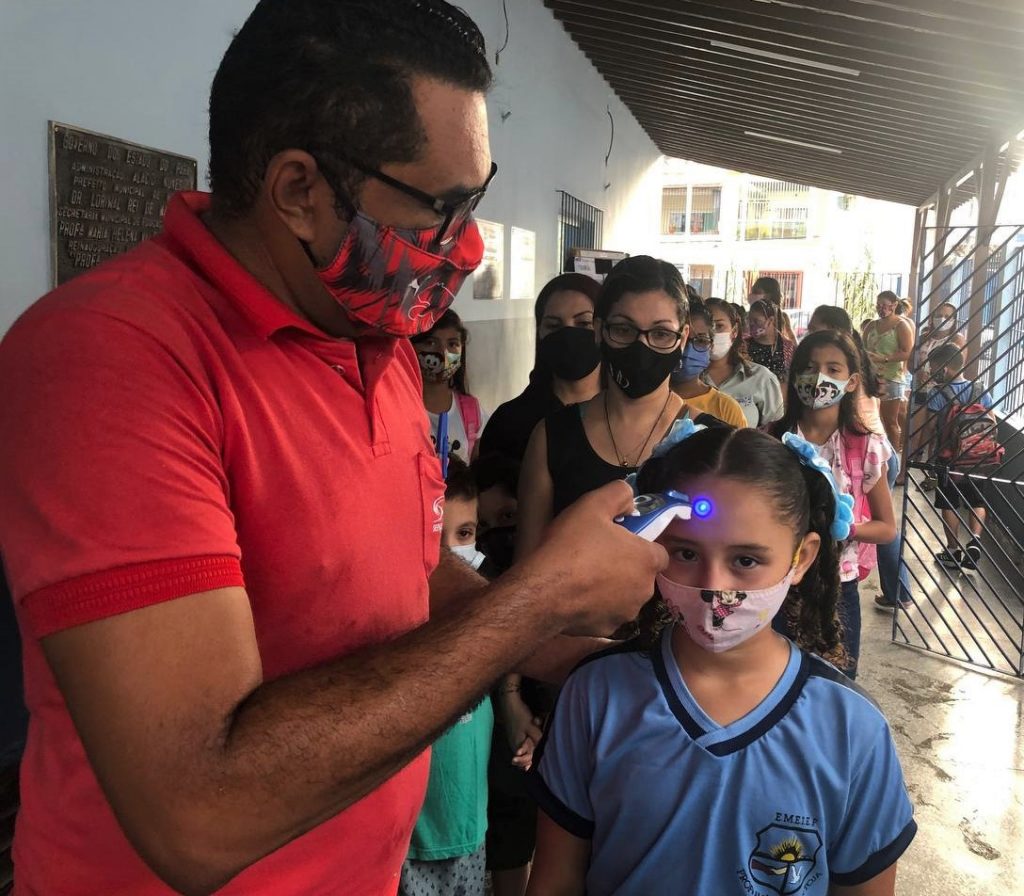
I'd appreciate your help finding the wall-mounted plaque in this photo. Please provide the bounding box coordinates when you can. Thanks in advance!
[49,122,197,286]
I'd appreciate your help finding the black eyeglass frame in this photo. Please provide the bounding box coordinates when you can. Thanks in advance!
[604,321,686,352]
[324,152,498,247]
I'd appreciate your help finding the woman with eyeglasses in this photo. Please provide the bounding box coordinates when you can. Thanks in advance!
[703,298,784,428]
[669,302,747,427]
[517,257,710,560]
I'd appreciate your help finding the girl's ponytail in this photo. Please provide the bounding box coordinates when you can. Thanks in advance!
[781,465,846,666]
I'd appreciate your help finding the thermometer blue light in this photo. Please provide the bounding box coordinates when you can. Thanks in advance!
[692,497,714,519]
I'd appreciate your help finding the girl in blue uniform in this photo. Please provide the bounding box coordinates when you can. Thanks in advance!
[526,426,914,896]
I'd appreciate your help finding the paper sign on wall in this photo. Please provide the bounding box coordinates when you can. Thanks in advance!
[510,226,536,301]
[473,219,504,300]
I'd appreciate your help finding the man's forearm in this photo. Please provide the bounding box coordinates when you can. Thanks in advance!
[196,565,566,889]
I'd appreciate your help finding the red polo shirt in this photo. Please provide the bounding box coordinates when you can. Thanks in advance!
[0,192,444,895]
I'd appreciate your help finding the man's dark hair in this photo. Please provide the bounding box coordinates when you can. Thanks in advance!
[209,0,492,216]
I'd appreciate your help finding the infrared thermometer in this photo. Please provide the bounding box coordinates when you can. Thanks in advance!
[614,490,697,541]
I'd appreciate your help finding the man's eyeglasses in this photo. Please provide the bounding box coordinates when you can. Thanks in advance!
[605,322,684,352]
[325,152,498,247]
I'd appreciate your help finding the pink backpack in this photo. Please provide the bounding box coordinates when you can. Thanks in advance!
[841,431,877,580]
[456,392,482,458]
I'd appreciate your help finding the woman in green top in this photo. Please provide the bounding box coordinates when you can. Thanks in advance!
[863,290,914,453]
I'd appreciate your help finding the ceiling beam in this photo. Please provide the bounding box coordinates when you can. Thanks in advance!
[547,0,1024,95]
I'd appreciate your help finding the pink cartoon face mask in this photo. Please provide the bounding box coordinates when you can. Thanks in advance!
[656,566,797,652]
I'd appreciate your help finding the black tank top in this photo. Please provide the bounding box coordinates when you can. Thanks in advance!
[546,403,635,516]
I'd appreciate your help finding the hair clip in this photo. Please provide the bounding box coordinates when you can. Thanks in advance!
[781,432,855,540]
[651,417,706,460]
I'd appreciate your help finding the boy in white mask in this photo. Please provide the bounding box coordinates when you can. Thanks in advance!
[525,426,914,896]
[401,458,492,895]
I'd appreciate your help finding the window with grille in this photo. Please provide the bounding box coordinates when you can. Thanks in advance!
[689,265,714,298]
[689,187,721,235]
[661,187,687,235]
[662,186,721,236]
[558,191,604,273]
[744,270,804,309]
[741,180,810,240]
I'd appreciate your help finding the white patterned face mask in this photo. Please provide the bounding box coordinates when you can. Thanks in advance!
[656,566,796,652]
[794,372,849,410]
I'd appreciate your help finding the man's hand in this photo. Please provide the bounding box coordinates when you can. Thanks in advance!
[518,480,668,637]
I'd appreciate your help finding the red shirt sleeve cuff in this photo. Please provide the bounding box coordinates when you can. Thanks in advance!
[20,555,245,638]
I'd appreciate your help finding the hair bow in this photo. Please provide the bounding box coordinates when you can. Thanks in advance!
[781,432,855,541]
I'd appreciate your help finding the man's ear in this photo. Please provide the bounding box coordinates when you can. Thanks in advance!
[790,531,821,587]
[262,149,333,243]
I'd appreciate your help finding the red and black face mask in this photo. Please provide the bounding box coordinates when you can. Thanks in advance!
[310,212,483,338]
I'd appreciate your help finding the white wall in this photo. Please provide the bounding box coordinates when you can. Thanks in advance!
[0,0,254,335]
[0,0,661,410]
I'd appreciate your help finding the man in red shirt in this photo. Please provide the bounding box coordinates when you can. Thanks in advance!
[0,2,665,895]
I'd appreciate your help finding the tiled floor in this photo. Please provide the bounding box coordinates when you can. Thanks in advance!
[858,576,1024,895]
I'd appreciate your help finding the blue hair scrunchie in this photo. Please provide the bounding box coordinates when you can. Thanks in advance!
[781,432,856,541]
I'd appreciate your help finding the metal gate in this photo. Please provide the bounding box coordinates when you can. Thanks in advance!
[895,223,1024,677]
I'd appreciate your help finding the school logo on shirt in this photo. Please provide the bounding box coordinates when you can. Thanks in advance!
[432,495,445,534]
[744,823,822,894]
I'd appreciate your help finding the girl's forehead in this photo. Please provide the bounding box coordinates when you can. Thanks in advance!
[431,327,462,341]
[809,344,849,365]
[545,289,594,317]
[657,478,793,551]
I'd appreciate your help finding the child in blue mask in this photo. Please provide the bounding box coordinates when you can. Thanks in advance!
[670,301,748,428]
[770,330,897,679]
[525,426,914,896]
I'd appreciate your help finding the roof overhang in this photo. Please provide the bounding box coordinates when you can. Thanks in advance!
[545,0,1024,206]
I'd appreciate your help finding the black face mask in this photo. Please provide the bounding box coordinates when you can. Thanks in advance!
[477,526,516,575]
[537,326,601,382]
[601,340,682,399]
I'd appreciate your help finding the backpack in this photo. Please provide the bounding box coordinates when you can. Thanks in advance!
[455,392,482,459]
[937,384,1004,470]
[840,431,878,581]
